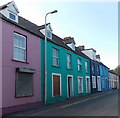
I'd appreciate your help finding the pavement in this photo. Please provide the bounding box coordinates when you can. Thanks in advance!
[3,89,119,117]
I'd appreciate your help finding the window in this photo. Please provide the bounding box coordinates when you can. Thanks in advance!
[9,12,16,21]
[92,64,94,74]
[78,77,83,93]
[92,76,96,88]
[53,48,59,66]
[102,77,104,88]
[47,30,52,39]
[97,65,99,74]
[85,61,88,73]
[67,54,71,69]
[16,72,33,97]
[13,33,26,62]
[77,58,82,71]
[52,74,61,97]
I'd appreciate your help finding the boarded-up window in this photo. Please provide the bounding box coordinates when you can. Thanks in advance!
[53,75,60,96]
[16,72,33,97]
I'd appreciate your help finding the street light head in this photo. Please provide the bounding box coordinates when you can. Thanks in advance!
[51,10,58,14]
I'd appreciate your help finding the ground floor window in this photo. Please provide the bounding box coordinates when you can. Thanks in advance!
[92,76,96,88]
[16,72,34,97]
[52,74,61,97]
[78,77,83,93]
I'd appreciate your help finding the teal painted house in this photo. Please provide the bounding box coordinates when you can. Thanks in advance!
[40,25,91,104]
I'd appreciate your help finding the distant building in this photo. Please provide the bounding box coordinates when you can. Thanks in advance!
[109,70,119,90]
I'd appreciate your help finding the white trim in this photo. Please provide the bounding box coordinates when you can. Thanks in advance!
[67,75,74,98]
[92,76,96,88]
[97,76,101,91]
[8,10,18,23]
[52,73,62,97]
[86,76,91,93]
[13,33,26,62]
[77,76,84,94]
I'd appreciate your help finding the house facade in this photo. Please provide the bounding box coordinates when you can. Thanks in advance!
[40,35,91,104]
[109,70,119,90]
[0,2,42,114]
[100,63,109,91]
[80,48,102,93]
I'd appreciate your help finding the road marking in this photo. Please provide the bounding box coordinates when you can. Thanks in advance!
[29,91,115,116]
[59,91,113,109]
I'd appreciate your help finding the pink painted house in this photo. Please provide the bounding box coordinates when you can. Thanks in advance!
[0,1,43,114]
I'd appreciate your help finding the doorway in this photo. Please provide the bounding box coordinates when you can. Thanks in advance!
[97,76,101,91]
[67,75,73,98]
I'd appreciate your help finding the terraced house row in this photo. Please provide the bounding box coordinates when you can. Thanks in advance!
[0,1,119,114]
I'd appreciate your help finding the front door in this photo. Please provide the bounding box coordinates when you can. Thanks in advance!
[97,76,101,91]
[86,77,91,93]
[68,76,73,98]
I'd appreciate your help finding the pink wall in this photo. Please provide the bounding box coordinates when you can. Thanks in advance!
[2,20,41,109]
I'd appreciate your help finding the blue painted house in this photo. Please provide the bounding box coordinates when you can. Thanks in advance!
[90,60,101,93]
[100,63,109,91]
[80,47,107,93]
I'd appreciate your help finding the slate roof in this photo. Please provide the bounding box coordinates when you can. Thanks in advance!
[0,11,91,60]
[0,1,12,10]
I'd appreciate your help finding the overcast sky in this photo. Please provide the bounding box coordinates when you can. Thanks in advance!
[0,0,118,69]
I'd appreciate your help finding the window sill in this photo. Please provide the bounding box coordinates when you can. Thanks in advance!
[15,94,33,98]
[67,68,72,70]
[52,65,60,68]
[12,59,29,64]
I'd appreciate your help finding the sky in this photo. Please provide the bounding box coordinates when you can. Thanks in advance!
[0,0,118,70]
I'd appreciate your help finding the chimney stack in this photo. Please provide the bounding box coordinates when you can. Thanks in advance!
[63,37,76,44]
[77,45,85,50]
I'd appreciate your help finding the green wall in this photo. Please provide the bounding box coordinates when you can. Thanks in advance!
[41,39,90,104]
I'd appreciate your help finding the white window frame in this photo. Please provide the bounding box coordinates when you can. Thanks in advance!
[77,58,82,71]
[86,76,91,93]
[85,61,88,73]
[67,54,71,69]
[67,75,74,98]
[46,30,52,39]
[52,48,59,66]
[78,76,83,93]
[8,10,18,23]
[13,33,26,62]
[92,76,96,88]
[52,73,62,97]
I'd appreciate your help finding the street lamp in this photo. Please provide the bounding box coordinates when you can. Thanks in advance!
[44,10,58,105]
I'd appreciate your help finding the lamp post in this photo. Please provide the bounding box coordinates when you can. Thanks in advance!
[44,10,58,105]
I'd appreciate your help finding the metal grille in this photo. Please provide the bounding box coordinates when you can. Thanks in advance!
[16,72,33,97]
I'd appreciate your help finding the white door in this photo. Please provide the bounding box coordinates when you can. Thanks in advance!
[97,76,101,91]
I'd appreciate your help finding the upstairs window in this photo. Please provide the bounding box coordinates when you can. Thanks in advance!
[13,33,26,62]
[9,12,16,21]
[52,48,59,66]
[92,63,94,74]
[77,58,82,71]
[67,54,71,69]
[47,30,52,39]
[85,61,89,73]
[97,65,100,74]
